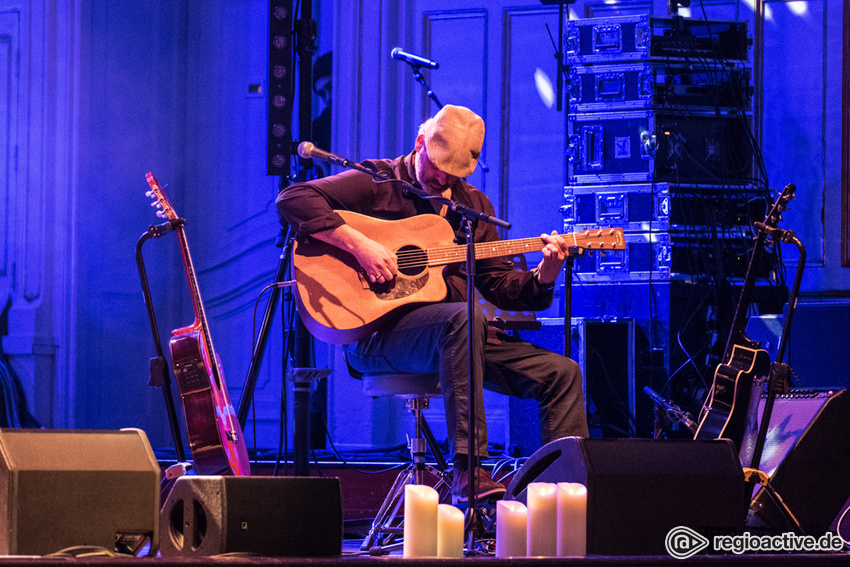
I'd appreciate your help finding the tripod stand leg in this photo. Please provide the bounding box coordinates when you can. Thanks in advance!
[236,228,295,428]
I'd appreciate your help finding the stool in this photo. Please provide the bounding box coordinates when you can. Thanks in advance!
[358,372,450,553]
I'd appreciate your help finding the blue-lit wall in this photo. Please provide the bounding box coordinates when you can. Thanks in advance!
[1,0,846,457]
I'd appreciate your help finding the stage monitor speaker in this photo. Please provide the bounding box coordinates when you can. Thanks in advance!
[504,437,746,555]
[750,389,850,536]
[161,475,342,557]
[0,428,160,556]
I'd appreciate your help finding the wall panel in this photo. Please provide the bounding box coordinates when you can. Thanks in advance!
[423,10,488,193]
[502,6,564,304]
[0,10,15,281]
[761,0,826,267]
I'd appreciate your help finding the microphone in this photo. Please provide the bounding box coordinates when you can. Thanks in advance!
[643,386,698,433]
[297,141,350,167]
[390,47,439,69]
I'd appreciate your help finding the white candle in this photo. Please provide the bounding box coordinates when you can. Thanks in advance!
[496,500,527,557]
[403,484,439,557]
[437,504,464,557]
[527,482,558,556]
[557,482,587,556]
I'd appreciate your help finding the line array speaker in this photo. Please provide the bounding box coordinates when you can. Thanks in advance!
[160,475,342,557]
[504,437,747,555]
[268,1,294,175]
[0,428,160,555]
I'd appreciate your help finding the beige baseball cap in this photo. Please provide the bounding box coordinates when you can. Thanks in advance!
[422,105,485,178]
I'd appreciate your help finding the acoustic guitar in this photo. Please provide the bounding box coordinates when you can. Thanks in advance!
[145,173,250,476]
[292,210,625,344]
[693,183,796,449]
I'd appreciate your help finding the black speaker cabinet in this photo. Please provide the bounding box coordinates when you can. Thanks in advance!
[504,437,746,555]
[161,475,342,557]
[750,389,850,536]
[0,428,160,555]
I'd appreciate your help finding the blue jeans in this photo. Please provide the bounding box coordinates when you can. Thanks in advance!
[346,302,589,458]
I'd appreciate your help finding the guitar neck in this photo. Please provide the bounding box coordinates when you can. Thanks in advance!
[724,232,767,356]
[427,232,599,267]
[174,225,219,373]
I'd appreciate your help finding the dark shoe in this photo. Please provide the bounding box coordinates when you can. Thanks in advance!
[451,466,506,503]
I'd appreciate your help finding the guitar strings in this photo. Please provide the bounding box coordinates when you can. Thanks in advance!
[390,234,599,269]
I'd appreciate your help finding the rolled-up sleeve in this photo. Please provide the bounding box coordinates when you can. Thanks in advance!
[276,169,372,238]
[275,159,409,239]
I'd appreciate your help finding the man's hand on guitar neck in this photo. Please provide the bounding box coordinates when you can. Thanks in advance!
[535,231,570,286]
[313,224,398,284]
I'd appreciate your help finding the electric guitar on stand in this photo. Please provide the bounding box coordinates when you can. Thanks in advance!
[693,183,796,450]
[145,173,250,476]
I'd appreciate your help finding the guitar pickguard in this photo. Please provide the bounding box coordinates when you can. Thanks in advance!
[363,272,430,300]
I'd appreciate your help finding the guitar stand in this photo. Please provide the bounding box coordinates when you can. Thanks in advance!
[744,225,807,534]
[136,219,191,486]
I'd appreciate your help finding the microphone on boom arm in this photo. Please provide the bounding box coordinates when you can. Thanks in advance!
[297,141,351,168]
[390,47,439,69]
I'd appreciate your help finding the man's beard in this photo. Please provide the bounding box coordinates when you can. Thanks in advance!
[414,150,445,195]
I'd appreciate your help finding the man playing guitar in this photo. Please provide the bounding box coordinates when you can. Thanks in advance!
[277,105,589,502]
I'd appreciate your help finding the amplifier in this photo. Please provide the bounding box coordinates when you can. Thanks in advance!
[564,15,750,64]
[569,61,752,113]
[562,182,768,232]
[740,389,845,476]
[567,110,754,185]
[748,389,850,536]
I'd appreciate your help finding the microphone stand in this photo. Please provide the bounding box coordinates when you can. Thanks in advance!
[236,224,294,428]
[306,146,509,554]
[409,65,443,110]
[643,386,698,435]
[399,61,490,174]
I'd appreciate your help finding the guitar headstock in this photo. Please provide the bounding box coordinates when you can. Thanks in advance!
[764,183,796,228]
[145,172,178,221]
[575,227,626,250]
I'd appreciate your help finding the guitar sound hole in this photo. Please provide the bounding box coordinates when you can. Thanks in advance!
[397,245,427,276]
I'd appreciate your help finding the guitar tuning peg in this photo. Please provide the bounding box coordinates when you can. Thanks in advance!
[150,201,159,207]
[156,211,166,218]
[145,191,153,197]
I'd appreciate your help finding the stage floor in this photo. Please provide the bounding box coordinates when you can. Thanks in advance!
[149,457,849,565]
[10,549,850,566]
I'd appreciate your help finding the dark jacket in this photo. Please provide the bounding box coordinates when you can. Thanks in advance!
[276,153,554,312]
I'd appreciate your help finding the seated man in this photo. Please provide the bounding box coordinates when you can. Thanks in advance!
[277,105,589,502]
